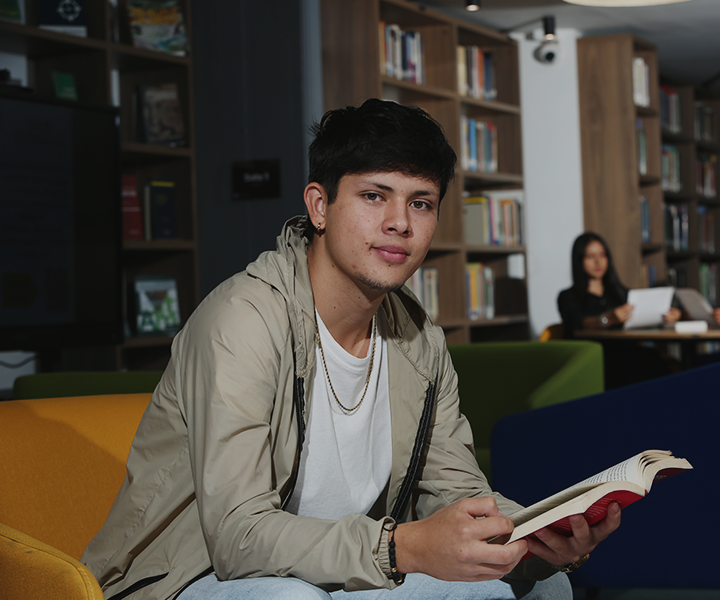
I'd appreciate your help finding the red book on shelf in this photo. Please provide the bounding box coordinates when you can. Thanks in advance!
[122,174,144,240]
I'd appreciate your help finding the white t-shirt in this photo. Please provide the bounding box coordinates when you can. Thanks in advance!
[285,309,392,520]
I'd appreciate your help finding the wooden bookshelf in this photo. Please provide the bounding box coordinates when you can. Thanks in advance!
[320,0,528,343]
[578,34,665,290]
[660,75,720,305]
[0,1,199,371]
[579,34,720,310]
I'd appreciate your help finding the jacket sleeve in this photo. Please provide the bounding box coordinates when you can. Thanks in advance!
[413,326,559,582]
[174,280,396,592]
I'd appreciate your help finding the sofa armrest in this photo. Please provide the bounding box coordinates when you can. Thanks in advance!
[528,341,604,409]
[0,522,103,600]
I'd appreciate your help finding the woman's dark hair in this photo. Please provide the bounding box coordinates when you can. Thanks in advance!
[571,232,627,305]
[307,98,456,204]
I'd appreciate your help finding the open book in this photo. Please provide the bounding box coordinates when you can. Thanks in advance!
[501,450,692,545]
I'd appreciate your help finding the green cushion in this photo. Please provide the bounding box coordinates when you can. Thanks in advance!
[12,371,163,400]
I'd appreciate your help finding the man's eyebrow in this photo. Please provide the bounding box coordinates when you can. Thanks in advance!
[363,181,438,197]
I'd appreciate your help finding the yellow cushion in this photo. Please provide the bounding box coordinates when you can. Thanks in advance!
[0,393,151,560]
[0,521,104,600]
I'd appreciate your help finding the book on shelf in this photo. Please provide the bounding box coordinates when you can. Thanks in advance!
[699,263,718,308]
[144,179,178,240]
[636,119,647,176]
[661,144,681,192]
[664,202,689,252]
[37,0,87,36]
[127,0,189,56]
[465,262,494,321]
[379,21,424,85]
[121,174,145,241]
[460,116,497,174]
[697,205,716,254]
[134,274,181,336]
[495,450,692,549]
[0,0,23,23]
[639,195,651,244]
[456,46,468,97]
[136,81,186,146]
[696,154,717,198]
[632,56,650,108]
[406,266,438,321]
[463,190,524,247]
[660,84,681,134]
[51,71,78,101]
[694,102,716,143]
[483,265,494,320]
[457,46,496,101]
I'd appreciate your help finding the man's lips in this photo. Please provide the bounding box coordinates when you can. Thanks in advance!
[374,245,410,263]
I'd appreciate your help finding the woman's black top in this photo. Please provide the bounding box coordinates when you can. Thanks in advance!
[557,287,628,338]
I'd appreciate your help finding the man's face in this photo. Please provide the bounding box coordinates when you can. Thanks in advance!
[320,171,440,296]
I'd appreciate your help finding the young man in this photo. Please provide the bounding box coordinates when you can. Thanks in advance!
[82,99,620,600]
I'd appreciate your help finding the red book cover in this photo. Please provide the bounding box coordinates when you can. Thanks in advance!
[122,174,144,240]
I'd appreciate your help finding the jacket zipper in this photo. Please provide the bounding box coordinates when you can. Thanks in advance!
[281,375,306,510]
[390,373,439,521]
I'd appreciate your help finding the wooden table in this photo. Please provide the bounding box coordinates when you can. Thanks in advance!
[576,327,720,369]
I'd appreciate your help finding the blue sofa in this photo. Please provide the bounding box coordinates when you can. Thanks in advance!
[491,362,718,590]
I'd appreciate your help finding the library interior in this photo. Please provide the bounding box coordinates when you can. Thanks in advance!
[0,1,718,599]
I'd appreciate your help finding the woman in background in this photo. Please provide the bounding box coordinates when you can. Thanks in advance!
[557,232,680,388]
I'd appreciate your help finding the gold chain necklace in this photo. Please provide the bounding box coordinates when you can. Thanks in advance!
[316,315,377,413]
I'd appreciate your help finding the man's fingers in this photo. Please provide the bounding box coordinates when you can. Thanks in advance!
[459,496,502,519]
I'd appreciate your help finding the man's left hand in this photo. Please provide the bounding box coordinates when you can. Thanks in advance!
[526,501,621,568]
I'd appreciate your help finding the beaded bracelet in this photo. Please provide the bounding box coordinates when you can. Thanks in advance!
[383,522,405,585]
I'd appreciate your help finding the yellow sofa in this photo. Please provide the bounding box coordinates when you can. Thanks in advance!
[0,393,151,600]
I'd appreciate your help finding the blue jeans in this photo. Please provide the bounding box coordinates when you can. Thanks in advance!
[178,572,571,600]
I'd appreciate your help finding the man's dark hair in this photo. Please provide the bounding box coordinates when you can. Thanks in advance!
[308,98,456,204]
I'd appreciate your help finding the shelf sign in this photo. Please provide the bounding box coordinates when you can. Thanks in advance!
[232,159,281,201]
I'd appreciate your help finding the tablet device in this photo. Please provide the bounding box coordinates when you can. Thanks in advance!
[623,286,675,330]
[675,288,719,329]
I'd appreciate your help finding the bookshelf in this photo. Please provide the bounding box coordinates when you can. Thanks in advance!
[320,0,528,344]
[577,34,666,290]
[660,75,720,305]
[578,34,720,309]
[0,1,199,371]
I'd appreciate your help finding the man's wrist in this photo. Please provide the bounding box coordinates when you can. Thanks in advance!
[555,553,590,573]
[382,522,405,585]
[599,313,610,328]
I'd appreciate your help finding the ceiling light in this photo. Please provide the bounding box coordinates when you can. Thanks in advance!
[564,0,694,6]
[466,0,480,11]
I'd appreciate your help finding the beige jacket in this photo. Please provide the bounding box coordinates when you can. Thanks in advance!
[82,216,555,600]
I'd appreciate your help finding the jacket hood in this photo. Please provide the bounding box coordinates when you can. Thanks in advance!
[246,215,316,377]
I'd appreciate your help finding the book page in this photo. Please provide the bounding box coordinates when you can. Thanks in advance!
[571,452,647,489]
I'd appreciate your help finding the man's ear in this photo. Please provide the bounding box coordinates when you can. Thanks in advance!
[304,182,327,232]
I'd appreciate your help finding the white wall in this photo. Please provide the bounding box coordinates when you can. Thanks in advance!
[513,29,585,338]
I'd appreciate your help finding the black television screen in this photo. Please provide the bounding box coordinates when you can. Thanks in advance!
[0,93,123,351]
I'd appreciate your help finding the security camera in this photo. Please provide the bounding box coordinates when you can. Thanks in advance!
[533,40,559,64]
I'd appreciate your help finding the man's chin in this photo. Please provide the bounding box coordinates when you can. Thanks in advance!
[357,274,404,295]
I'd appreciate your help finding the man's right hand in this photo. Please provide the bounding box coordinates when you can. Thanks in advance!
[392,497,528,582]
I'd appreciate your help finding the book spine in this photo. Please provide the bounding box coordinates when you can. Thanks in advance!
[121,174,145,241]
